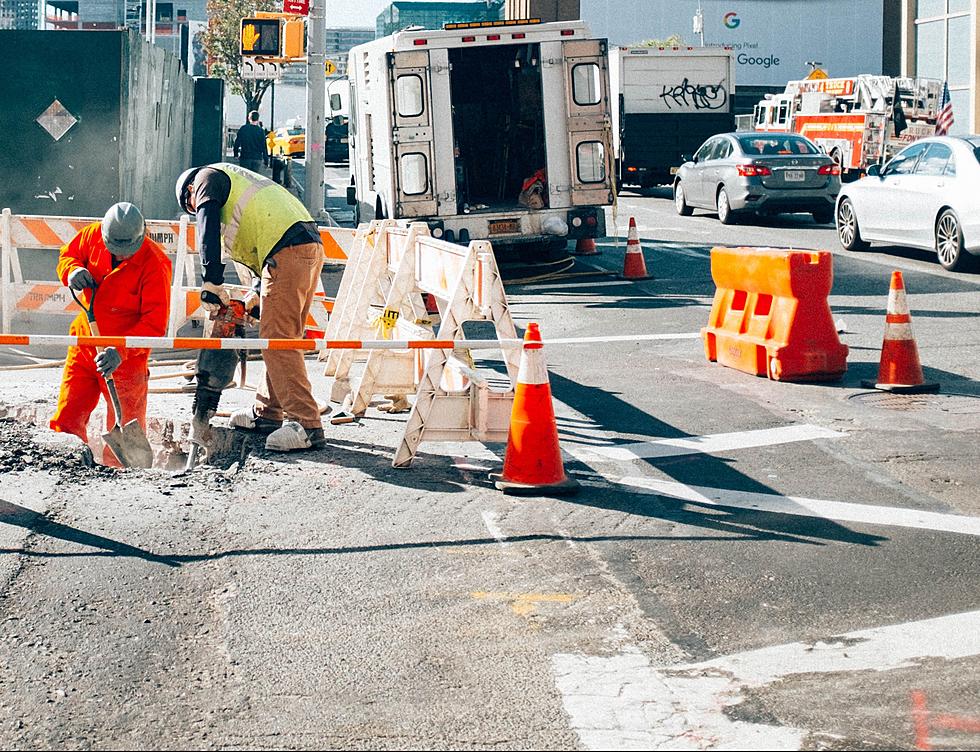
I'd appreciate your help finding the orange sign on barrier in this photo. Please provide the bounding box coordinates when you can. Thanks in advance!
[701,247,848,382]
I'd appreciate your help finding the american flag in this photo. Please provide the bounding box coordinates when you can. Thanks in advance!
[936,82,954,136]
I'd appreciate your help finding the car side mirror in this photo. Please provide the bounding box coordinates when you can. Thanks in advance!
[867,164,881,178]
[684,154,696,164]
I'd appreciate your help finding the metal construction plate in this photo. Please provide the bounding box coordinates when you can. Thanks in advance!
[848,392,980,430]
[35,100,78,142]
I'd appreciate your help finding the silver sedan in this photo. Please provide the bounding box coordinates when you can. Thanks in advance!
[673,132,840,225]
[836,136,980,272]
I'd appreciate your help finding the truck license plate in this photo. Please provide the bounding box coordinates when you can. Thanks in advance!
[489,219,520,235]
[785,170,805,182]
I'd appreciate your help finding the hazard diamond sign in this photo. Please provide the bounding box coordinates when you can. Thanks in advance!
[282,0,309,14]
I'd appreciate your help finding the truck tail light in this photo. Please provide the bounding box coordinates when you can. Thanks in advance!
[462,36,476,42]
[512,32,526,39]
[737,164,772,177]
[487,34,500,41]
[818,164,841,176]
[413,38,427,46]
[560,29,574,36]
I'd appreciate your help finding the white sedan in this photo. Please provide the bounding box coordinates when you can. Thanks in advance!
[835,136,980,271]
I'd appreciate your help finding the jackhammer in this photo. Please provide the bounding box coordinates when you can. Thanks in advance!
[184,300,250,472]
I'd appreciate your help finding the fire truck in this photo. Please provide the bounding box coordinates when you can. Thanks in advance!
[752,75,943,178]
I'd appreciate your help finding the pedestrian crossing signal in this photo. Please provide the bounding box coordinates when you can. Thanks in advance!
[241,18,281,56]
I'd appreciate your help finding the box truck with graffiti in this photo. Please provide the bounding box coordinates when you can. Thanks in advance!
[610,46,736,188]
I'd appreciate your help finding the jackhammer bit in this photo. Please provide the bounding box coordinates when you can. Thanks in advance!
[183,300,250,473]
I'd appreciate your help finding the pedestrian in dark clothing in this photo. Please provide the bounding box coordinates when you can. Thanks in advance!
[234,111,269,173]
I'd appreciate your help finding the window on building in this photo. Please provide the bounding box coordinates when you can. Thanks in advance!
[914,0,972,135]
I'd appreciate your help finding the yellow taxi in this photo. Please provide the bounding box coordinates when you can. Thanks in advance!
[269,125,305,158]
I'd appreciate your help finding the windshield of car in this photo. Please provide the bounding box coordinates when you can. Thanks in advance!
[286,127,304,136]
[737,135,819,156]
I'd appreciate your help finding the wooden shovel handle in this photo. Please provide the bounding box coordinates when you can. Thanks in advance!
[69,285,126,424]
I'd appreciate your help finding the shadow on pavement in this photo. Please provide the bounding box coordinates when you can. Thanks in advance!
[546,371,888,549]
[0,499,180,567]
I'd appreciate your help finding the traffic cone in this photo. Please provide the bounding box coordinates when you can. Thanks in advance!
[491,323,578,496]
[572,237,599,256]
[622,217,652,280]
[862,271,939,394]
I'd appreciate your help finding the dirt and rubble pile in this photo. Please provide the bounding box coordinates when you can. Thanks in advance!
[0,419,112,478]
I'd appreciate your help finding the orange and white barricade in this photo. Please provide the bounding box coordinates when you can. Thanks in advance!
[1,207,352,339]
[1,208,190,335]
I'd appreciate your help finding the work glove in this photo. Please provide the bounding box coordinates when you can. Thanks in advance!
[242,290,261,323]
[201,281,231,314]
[67,267,96,291]
[95,347,122,378]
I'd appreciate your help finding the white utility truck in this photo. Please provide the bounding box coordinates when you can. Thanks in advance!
[610,46,736,188]
[345,19,614,255]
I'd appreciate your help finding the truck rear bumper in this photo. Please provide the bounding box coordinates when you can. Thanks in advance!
[425,207,606,246]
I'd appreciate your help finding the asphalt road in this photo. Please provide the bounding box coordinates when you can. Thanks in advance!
[0,170,978,749]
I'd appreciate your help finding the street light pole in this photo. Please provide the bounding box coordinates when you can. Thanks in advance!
[304,0,326,218]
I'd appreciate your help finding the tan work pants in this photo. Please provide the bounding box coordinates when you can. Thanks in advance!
[255,242,322,429]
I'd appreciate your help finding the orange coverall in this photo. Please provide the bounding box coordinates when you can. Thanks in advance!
[50,223,172,462]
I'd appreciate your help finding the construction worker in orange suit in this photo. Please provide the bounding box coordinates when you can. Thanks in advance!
[49,203,172,465]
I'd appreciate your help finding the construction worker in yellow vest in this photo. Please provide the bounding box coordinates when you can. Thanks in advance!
[175,163,324,452]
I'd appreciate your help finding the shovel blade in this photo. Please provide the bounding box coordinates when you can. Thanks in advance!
[102,421,154,469]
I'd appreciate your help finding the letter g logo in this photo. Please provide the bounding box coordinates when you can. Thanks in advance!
[724,12,740,29]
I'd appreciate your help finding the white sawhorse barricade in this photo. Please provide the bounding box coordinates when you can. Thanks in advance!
[323,220,520,468]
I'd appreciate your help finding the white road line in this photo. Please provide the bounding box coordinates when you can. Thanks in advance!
[545,333,702,346]
[517,280,636,291]
[569,424,847,462]
[553,608,980,751]
[615,477,980,538]
[481,511,511,549]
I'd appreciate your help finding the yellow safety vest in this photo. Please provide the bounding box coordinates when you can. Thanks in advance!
[209,162,314,273]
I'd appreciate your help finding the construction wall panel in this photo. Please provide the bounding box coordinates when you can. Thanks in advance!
[0,29,195,220]
[119,32,195,219]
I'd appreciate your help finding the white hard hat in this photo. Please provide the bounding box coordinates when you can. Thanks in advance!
[101,202,145,257]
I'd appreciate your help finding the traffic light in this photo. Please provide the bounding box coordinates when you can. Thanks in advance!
[241,18,281,56]
[240,16,305,59]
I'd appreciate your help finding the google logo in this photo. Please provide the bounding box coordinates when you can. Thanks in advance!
[724,12,740,28]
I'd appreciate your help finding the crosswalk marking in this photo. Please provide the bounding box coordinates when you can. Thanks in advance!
[569,424,847,463]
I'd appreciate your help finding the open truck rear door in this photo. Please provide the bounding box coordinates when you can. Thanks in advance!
[388,49,438,217]
[563,38,613,206]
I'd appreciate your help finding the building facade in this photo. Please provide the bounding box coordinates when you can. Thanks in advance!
[0,0,206,58]
[581,0,902,89]
[376,1,503,37]
[901,0,978,134]
[325,26,374,77]
[504,0,579,22]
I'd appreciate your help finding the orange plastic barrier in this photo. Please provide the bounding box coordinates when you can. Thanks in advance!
[701,247,848,382]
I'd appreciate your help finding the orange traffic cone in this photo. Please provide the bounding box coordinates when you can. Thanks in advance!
[572,237,599,256]
[622,217,652,280]
[491,323,578,496]
[862,271,939,394]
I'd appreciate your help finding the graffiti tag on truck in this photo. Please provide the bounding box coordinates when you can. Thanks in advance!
[659,79,728,111]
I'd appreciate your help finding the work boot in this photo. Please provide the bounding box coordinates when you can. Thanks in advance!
[265,421,326,452]
[229,407,282,434]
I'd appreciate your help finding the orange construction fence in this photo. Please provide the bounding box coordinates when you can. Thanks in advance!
[702,247,848,382]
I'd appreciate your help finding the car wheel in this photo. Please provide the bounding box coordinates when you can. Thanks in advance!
[935,209,976,272]
[674,181,693,216]
[812,208,834,225]
[717,187,736,225]
[836,198,869,251]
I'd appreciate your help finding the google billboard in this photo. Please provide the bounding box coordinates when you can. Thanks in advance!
[582,0,886,87]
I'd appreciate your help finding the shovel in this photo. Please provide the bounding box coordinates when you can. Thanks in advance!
[70,287,154,469]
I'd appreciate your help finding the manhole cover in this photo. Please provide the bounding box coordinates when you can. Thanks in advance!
[36,100,78,142]
[849,391,980,414]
